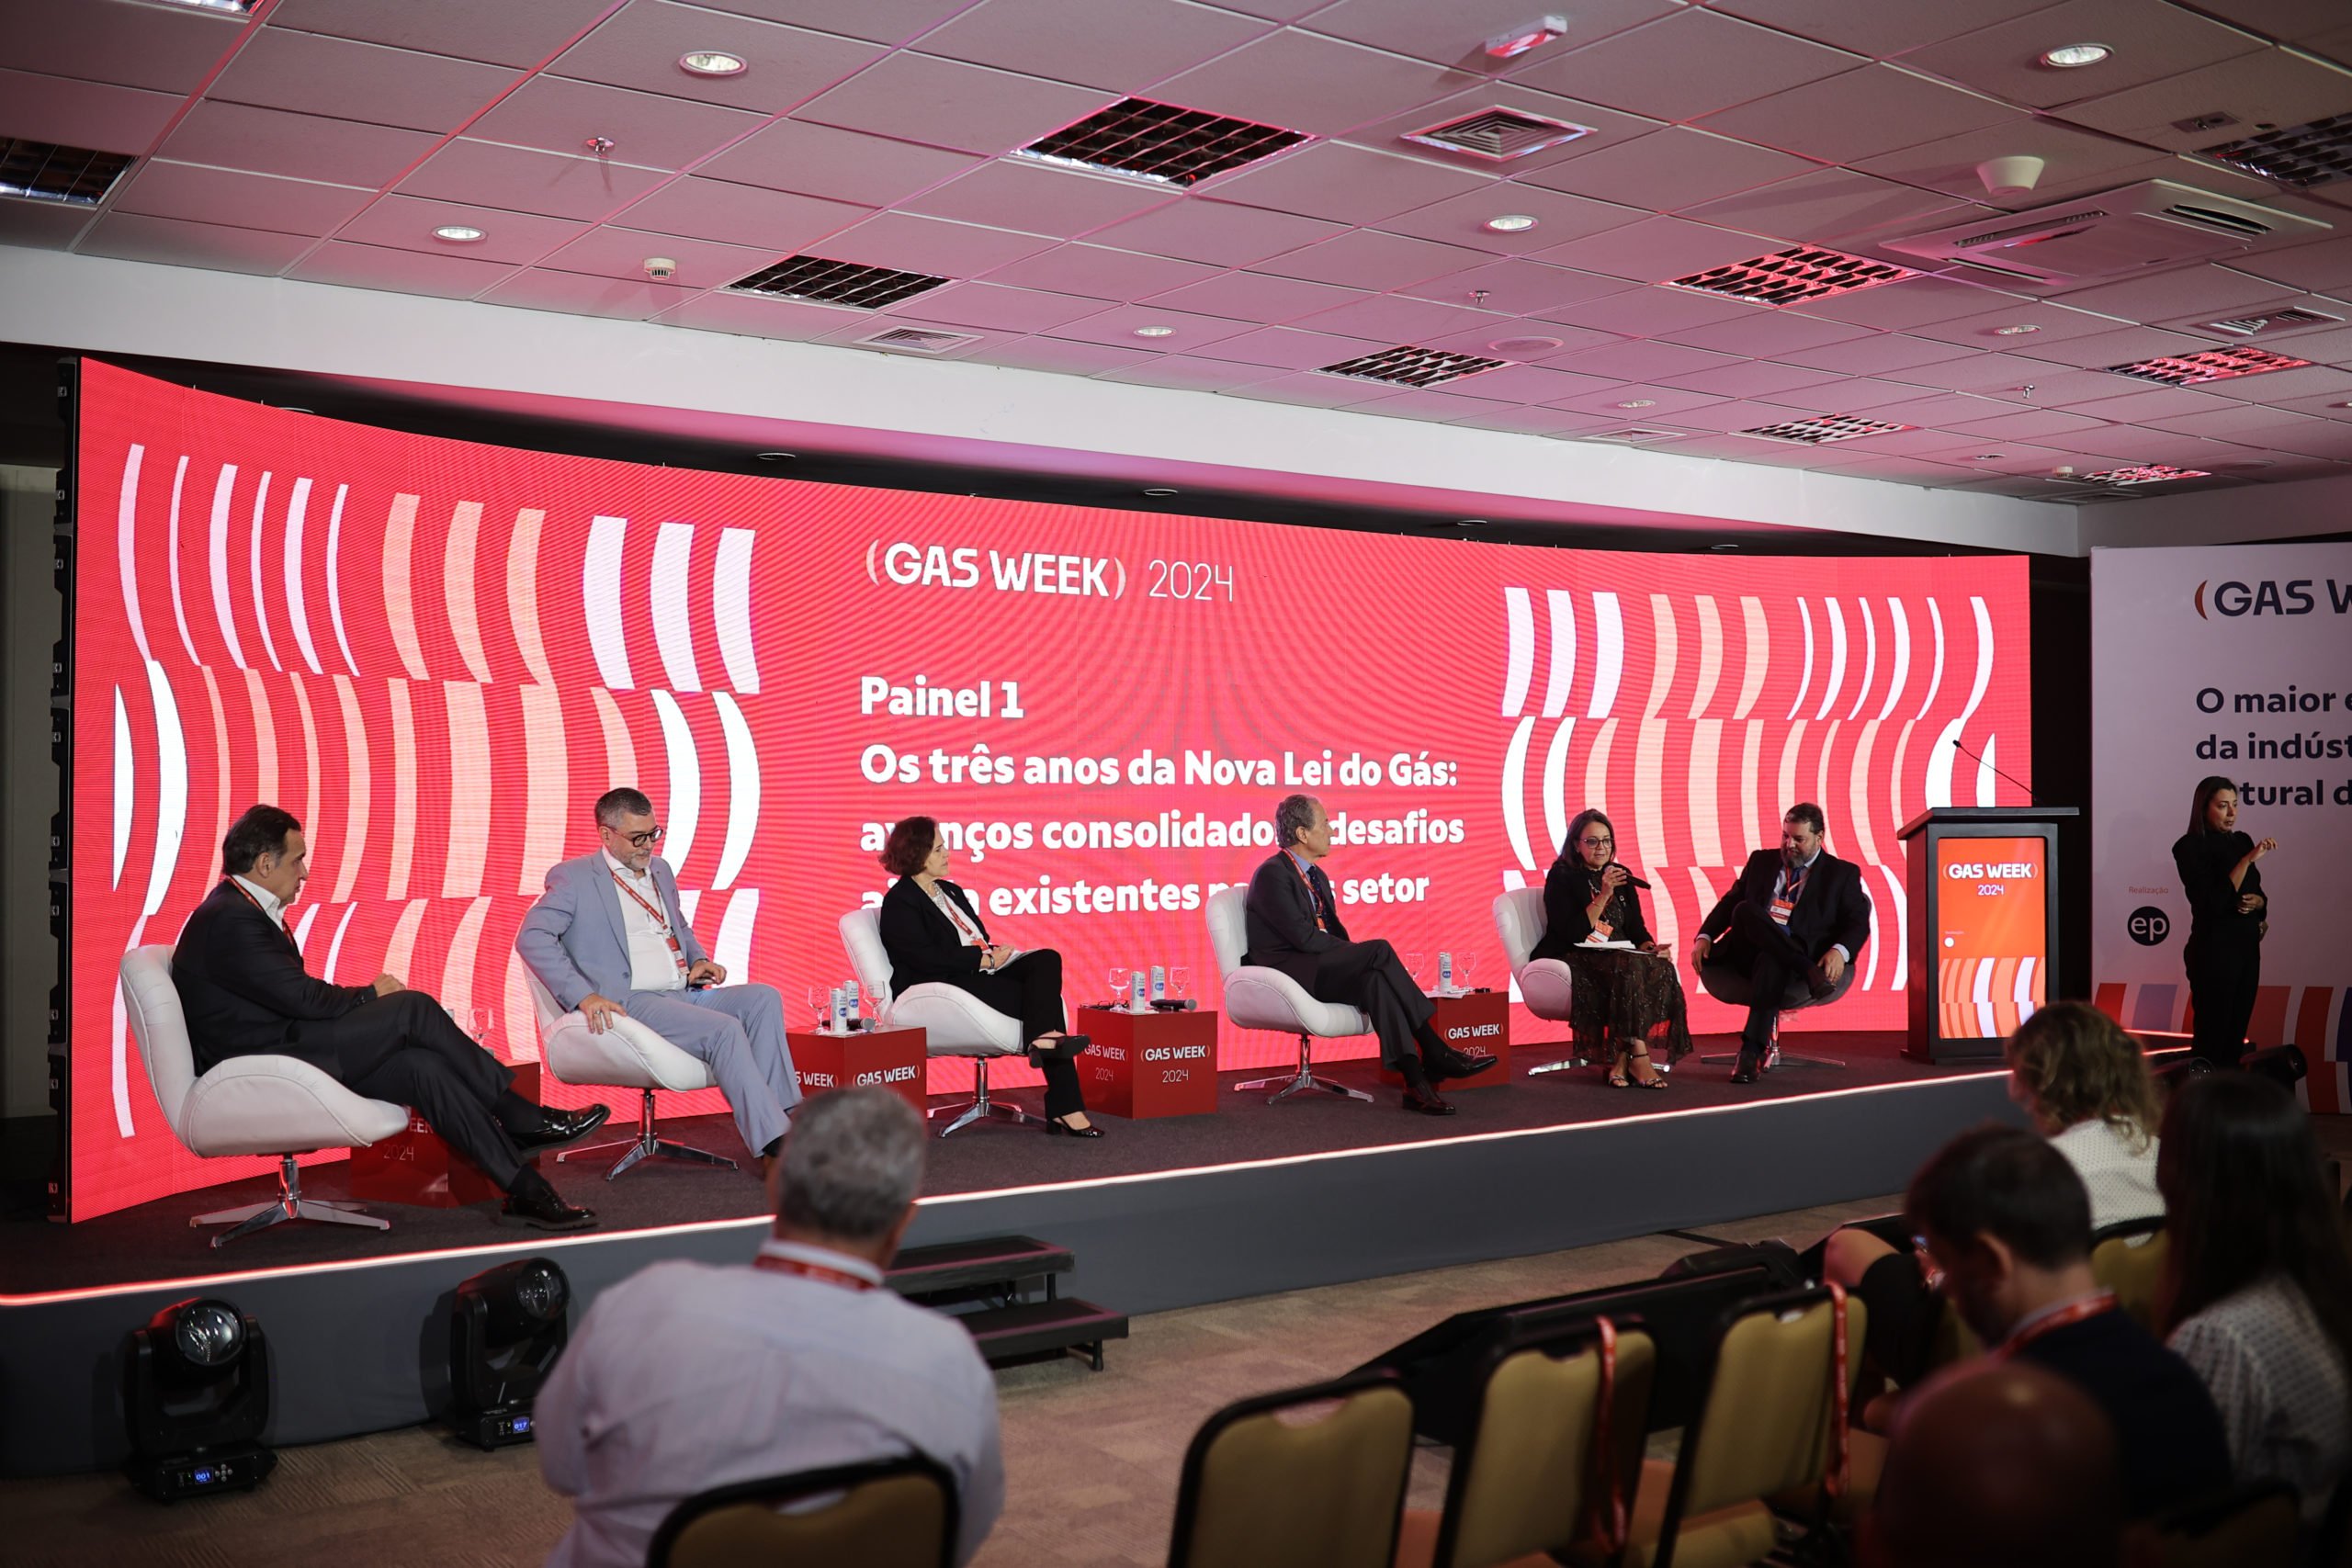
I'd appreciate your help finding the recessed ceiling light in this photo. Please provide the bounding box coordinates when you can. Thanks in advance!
[679,51,748,76]
[1614,399,1656,409]
[754,451,796,462]
[1483,213,1539,233]
[1709,543,1739,552]
[1142,487,1181,497]
[432,224,485,243]
[2040,43,2113,68]
[1133,325,1176,338]
[1459,518,1488,526]
[1972,453,2006,461]
[2333,400,2352,409]
[1993,323,2041,335]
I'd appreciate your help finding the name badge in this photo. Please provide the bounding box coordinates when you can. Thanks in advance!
[1770,896,1796,927]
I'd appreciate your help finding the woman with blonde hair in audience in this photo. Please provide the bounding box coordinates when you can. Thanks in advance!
[2004,1000,2163,1229]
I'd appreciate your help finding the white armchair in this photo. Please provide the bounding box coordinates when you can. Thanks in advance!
[119,944,409,1248]
[1204,886,1373,1105]
[840,908,1043,1137]
[525,971,736,1179]
[1492,887,1589,1077]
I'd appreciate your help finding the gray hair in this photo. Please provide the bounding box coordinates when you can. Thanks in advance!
[775,1088,926,1242]
[595,787,653,828]
[1275,794,1321,848]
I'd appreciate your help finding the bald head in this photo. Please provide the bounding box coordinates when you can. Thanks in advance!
[1864,1359,2125,1568]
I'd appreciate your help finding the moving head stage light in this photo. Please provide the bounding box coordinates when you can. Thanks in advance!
[123,1296,275,1501]
[450,1256,571,1449]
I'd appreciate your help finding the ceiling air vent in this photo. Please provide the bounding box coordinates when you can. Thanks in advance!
[0,137,135,206]
[2104,345,2312,387]
[1737,414,1913,446]
[727,255,949,309]
[2192,307,2340,339]
[1018,98,1306,186]
[1668,246,1917,307]
[2086,465,2212,486]
[1316,345,1510,388]
[1403,107,1593,162]
[2199,113,2352,188]
[857,327,979,354]
[1882,178,2329,284]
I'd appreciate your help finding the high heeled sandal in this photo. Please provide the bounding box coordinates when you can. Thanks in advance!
[1605,1053,1632,1089]
[1626,1046,1669,1090]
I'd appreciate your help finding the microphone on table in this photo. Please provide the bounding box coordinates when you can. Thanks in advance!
[1947,738,2035,801]
[1606,862,1652,890]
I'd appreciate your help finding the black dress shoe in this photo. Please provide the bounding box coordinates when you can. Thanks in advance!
[1046,1115,1105,1138]
[500,1177,596,1232]
[1426,1045,1499,1081]
[1730,1055,1762,1086]
[1402,1085,1457,1116]
[512,1103,612,1152]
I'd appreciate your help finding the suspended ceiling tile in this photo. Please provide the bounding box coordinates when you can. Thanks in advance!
[2052,47,2352,152]
[1512,8,1863,122]
[110,161,377,238]
[1221,370,1398,408]
[2143,402,2331,436]
[1657,309,1873,357]
[1343,385,1520,418]
[795,51,1111,154]
[1941,407,2112,440]
[1850,118,2184,209]
[1443,408,1627,436]
[0,199,96,249]
[1786,273,2010,328]
[1516,127,1820,213]
[1304,0,1678,69]
[1646,398,1818,433]
[2189,363,2352,402]
[1141,269,1363,321]
[2052,264,2301,321]
[2223,236,2352,296]
[1377,183,1644,256]
[1707,0,2069,58]
[2306,24,2352,64]
[657,288,866,339]
[1085,197,1344,266]
[1532,283,1760,337]
[1408,320,1613,364]
[794,209,1051,275]
[1648,360,1846,400]
[478,266,696,320]
[1430,361,1625,403]
[287,237,523,296]
[697,119,982,206]
[1773,332,1980,375]
[1740,374,1942,412]
[0,0,245,95]
[541,224,781,288]
[549,2,884,114]
[1904,299,2131,349]
[1345,84,1664,169]
[1252,227,1492,289]
[1549,338,1746,381]
[1152,30,1477,137]
[0,67,184,154]
[982,241,1221,299]
[1200,0,1351,20]
[686,0,980,47]
[335,194,588,264]
[1395,257,1634,314]
[960,335,1162,375]
[1530,216,1774,283]
[1286,290,1507,342]
[206,28,520,134]
[1045,301,1255,351]
[400,138,672,221]
[899,159,1179,238]
[911,0,1271,93]
[1695,65,2025,164]
[1184,323,1389,369]
[2184,2,2352,44]
[616,175,869,250]
[880,279,1105,331]
[1201,141,1492,227]
[2055,385,2241,422]
[160,100,442,186]
[75,212,313,275]
[266,0,623,69]
[814,311,994,355]
[1904,0,2267,111]
[1095,355,1283,391]
[1681,167,1984,247]
[1543,381,1734,417]
[1839,389,2017,423]
[1886,348,2067,392]
[466,76,771,171]
[2007,322,2226,367]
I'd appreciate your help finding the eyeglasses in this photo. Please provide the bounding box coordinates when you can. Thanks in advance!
[1579,836,1613,848]
[614,825,664,849]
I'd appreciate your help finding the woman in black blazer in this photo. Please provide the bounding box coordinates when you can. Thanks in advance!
[2171,775,2276,1066]
[876,817,1101,1136]
[1529,808,1690,1089]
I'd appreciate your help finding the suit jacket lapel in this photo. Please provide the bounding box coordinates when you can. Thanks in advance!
[594,855,630,964]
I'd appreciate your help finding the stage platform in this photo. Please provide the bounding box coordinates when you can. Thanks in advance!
[2,1032,2021,1477]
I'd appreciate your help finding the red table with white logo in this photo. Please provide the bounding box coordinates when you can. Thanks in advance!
[1077,1006,1220,1119]
[1377,990,1511,1088]
[786,1026,929,1116]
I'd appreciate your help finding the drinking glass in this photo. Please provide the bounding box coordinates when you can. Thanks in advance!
[466,1007,493,1048]
[1108,968,1130,1010]
[807,985,831,1032]
[1453,956,1475,993]
[1170,966,1191,1002]
[1404,951,1425,991]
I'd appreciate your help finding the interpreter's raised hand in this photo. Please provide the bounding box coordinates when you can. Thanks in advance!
[581,993,628,1034]
[2237,891,2265,915]
[2249,836,2278,860]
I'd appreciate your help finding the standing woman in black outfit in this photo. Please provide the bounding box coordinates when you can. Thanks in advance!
[1529,808,1690,1089]
[876,816,1102,1136]
[2172,776,2276,1066]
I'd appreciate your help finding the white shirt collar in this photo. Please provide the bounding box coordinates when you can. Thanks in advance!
[603,850,652,884]
[2004,1288,2112,1346]
[231,874,287,929]
[754,1236,887,1288]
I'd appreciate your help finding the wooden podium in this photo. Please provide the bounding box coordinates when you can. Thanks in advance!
[1898,806,2078,1065]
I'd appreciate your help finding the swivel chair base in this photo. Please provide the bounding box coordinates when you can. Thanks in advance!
[193,1154,390,1248]
[1524,1045,1600,1077]
[929,1056,1041,1137]
[1697,1023,1848,1072]
[1238,1035,1374,1105]
[559,1088,738,1180]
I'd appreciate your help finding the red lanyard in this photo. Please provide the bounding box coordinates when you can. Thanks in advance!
[934,889,986,946]
[1584,1317,1627,1554]
[2000,1292,2118,1359]
[227,878,296,951]
[612,870,688,976]
[1291,854,1327,931]
[1823,1281,1851,1503]
[753,1254,876,1292]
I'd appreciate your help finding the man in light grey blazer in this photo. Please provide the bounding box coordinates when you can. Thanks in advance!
[517,787,800,1165]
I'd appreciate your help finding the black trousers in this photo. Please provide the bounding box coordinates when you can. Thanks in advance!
[942,948,1088,1118]
[1309,939,1435,1073]
[304,990,528,1189]
[1712,902,1818,1059]
[2186,936,2261,1063]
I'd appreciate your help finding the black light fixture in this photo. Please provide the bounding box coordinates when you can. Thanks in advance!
[449,1257,571,1449]
[123,1297,276,1501]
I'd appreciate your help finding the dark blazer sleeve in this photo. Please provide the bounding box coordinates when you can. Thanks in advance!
[1621,890,1657,949]
[878,877,986,987]
[2173,832,2249,925]
[1701,852,1770,940]
[1245,854,1339,959]
[1824,860,1871,959]
[1316,866,1351,944]
[194,898,372,1021]
[1542,863,1597,950]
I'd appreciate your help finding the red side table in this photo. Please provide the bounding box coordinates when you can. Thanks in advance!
[787,1026,929,1116]
[350,1063,540,1207]
[1377,991,1512,1088]
[1076,1006,1220,1119]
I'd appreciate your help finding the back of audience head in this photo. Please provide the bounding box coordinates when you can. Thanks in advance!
[1906,1123,2094,1344]
[773,1088,927,1260]
[1862,1358,2138,1568]
[2006,1000,2159,1146]
[2157,1071,2352,1359]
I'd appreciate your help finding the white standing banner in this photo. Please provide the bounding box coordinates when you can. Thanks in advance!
[2091,542,2352,1111]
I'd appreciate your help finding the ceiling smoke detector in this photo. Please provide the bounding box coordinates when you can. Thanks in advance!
[1486,15,1568,60]
[1668,246,1918,307]
[2104,344,2312,387]
[1018,97,1306,186]
[1488,334,1563,355]
[1404,106,1594,161]
[1977,155,2045,197]
[1315,344,1511,388]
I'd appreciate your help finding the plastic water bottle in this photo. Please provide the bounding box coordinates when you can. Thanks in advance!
[843,979,861,1029]
[830,986,847,1033]
[1438,952,1453,995]
[1131,969,1149,1013]
[1149,965,1167,1007]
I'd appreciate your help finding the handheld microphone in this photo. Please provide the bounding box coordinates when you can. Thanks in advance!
[1947,738,2034,801]
[1606,862,1652,890]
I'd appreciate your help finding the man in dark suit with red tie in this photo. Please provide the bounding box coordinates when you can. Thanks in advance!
[170,805,604,1230]
[1243,794,1495,1115]
[1692,802,1873,1084]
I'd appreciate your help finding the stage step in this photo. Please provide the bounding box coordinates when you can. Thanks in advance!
[954,1297,1130,1372]
[887,1234,1072,1297]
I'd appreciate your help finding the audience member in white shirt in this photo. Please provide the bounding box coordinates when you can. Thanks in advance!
[537,1089,1004,1568]
[2159,1073,2352,1529]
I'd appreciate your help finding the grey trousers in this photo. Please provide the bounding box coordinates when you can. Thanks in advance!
[623,982,801,1155]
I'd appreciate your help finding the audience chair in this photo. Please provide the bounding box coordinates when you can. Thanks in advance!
[1203,886,1374,1105]
[119,945,409,1248]
[840,908,1045,1137]
[1579,1285,1869,1568]
[647,1454,956,1568]
[2149,1479,2300,1568]
[1169,1369,1415,1568]
[2315,1464,2352,1568]
[1491,888,1589,1077]
[526,972,736,1179]
[1693,957,1855,1073]
[2088,1218,2168,1334]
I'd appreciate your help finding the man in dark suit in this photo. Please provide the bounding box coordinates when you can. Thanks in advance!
[1243,795,1494,1115]
[1692,801,1872,1083]
[171,805,603,1230]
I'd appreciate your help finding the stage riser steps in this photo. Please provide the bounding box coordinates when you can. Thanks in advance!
[890,1233,1122,1371]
